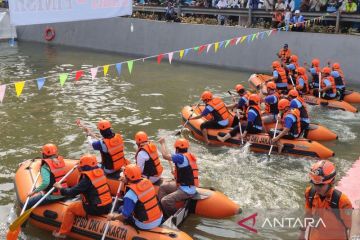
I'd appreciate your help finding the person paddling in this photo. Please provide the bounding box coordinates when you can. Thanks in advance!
[26,144,67,209]
[287,89,310,138]
[52,154,112,238]
[87,120,129,178]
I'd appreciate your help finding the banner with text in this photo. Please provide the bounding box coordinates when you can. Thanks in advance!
[9,0,132,26]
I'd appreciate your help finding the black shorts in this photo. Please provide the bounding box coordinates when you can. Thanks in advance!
[200,120,227,130]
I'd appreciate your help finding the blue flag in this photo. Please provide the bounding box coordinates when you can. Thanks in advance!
[116,63,122,76]
[37,78,45,90]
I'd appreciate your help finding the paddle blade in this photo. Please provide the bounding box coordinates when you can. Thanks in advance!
[6,228,21,240]
[9,208,32,232]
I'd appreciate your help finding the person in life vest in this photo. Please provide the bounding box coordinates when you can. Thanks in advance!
[158,137,198,218]
[271,99,301,152]
[285,55,299,85]
[26,144,67,209]
[277,43,292,64]
[87,120,128,178]
[217,94,263,142]
[226,84,250,115]
[313,67,337,100]
[52,154,112,238]
[331,62,346,100]
[189,91,233,145]
[306,58,321,89]
[107,164,163,230]
[288,89,310,138]
[269,61,288,93]
[263,81,280,124]
[294,67,310,95]
[134,131,163,184]
[299,160,352,240]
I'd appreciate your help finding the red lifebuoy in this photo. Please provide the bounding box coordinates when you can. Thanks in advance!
[44,27,55,41]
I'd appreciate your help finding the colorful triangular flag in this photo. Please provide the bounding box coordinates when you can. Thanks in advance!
[37,77,45,90]
[219,41,224,49]
[0,84,6,103]
[75,70,84,81]
[193,46,199,52]
[116,63,122,76]
[184,49,190,56]
[179,50,185,59]
[127,60,134,74]
[59,73,68,87]
[260,32,265,39]
[236,37,241,45]
[251,33,256,41]
[247,35,251,43]
[206,44,212,53]
[90,67,98,80]
[240,36,247,43]
[224,40,231,48]
[230,38,237,46]
[14,81,25,97]
[214,42,219,52]
[168,52,173,64]
[198,45,206,54]
[103,65,109,76]
[157,54,164,64]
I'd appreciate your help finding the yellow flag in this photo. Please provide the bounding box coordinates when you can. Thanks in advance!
[240,36,247,43]
[214,42,219,52]
[103,65,109,76]
[179,50,184,59]
[14,81,25,97]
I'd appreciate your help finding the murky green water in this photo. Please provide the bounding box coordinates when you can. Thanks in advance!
[0,41,359,240]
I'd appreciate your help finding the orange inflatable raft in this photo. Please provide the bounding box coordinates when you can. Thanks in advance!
[14,159,240,240]
[181,106,334,159]
[248,74,358,113]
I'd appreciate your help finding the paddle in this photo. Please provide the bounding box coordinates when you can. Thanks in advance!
[318,72,321,99]
[268,114,280,159]
[101,181,124,240]
[227,91,244,145]
[289,75,296,89]
[175,100,201,136]
[76,119,100,139]
[8,164,78,232]
[6,172,41,240]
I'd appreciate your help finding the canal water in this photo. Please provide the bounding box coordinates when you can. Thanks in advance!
[0,41,359,239]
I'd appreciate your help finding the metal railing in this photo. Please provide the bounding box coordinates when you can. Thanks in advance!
[133,5,360,32]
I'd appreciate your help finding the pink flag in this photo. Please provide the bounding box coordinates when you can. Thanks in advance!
[0,85,6,103]
[90,67,98,80]
[168,52,173,64]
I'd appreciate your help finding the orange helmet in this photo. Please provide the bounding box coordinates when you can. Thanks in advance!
[124,164,142,181]
[272,61,281,69]
[42,144,58,156]
[174,138,189,149]
[296,67,306,75]
[332,62,340,69]
[309,160,336,185]
[311,58,320,67]
[97,120,111,131]
[235,84,244,93]
[248,94,261,105]
[201,91,213,102]
[290,55,298,63]
[266,81,277,90]
[288,89,299,98]
[79,154,98,168]
[322,67,331,74]
[135,131,148,144]
[278,99,290,110]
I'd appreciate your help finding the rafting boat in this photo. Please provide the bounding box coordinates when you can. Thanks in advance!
[248,74,358,113]
[181,106,334,159]
[14,159,240,240]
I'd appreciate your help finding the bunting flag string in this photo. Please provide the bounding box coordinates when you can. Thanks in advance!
[0,12,331,102]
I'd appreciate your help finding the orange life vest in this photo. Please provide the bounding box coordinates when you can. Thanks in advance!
[282,108,301,136]
[296,74,310,94]
[265,92,280,114]
[321,76,337,95]
[207,97,230,122]
[278,48,291,63]
[42,157,68,195]
[128,179,162,223]
[81,168,112,207]
[102,133,127,171]
[174,152,199,187]
[305,187,352,240]
[275,67,288,84]
[135,142,163,178]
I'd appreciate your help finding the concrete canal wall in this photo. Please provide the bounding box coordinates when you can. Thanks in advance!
[16,17,360,85]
